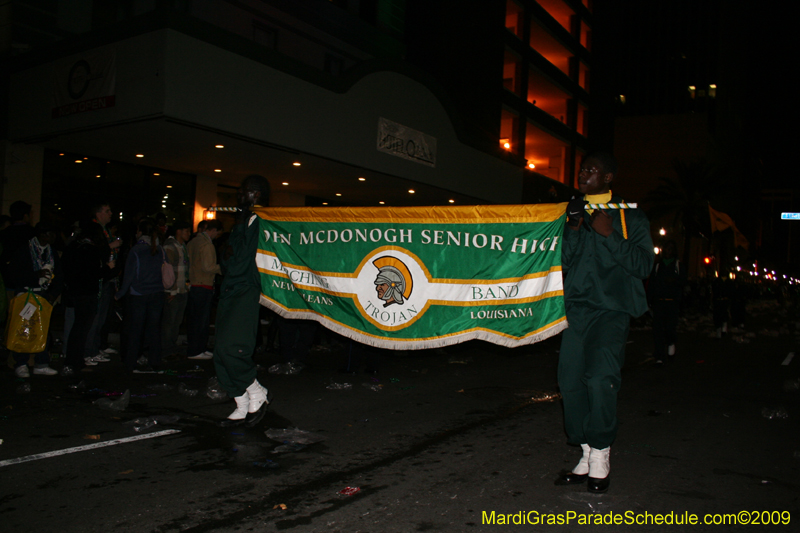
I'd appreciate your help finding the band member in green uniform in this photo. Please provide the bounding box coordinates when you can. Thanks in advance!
[215,175,271,427]
[554,152,653,493]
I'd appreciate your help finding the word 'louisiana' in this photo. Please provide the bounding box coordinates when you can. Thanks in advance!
[264,229,558,254]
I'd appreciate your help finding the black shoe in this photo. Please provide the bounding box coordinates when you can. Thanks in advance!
[244,402,267,427]
[554,471,588,485]
[133,365,163,374]
[588,475,610,493]
[217,417,247,428]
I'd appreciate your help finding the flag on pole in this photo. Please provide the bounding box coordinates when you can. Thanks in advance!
[252,204,568,350]
[709,205,749,250]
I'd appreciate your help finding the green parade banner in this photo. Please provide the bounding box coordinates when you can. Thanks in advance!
[253,203,568,350]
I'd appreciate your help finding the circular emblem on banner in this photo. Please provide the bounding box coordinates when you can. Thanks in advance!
[353,248,430,330]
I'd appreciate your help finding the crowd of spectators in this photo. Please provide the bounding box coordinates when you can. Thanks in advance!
[0,199,247,378]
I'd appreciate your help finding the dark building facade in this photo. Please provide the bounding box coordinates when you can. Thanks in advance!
[2,0,613,230]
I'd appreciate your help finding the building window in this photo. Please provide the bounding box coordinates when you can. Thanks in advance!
[578,61,590,92]
[580,20,591,50]
[527,67,569,123]
[503,49,522,96]
[505,0,524,38]
[536,0,574,33]
[529,18,571,76]
[500,108,521,154]
[253,22,277,49]
[525,121,569,184]
[577,103,588,137]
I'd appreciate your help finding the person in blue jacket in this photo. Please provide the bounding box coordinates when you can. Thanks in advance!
[554,152,654,493]
[116,218,165,373]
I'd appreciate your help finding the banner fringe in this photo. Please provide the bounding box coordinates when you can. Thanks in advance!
[260,296,567,351]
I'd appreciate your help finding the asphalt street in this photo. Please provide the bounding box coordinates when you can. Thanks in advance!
[1,299,798,532]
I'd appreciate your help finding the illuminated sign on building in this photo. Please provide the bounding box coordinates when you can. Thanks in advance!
[377,117,436,167]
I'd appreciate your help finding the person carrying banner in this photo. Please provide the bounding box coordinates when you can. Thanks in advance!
[554,152,653,493]
[214,175,271,427]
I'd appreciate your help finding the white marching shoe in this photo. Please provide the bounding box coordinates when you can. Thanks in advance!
[244,379,270,427]
[218,393,249,427]
[575,443,591,475]
[587,446,611,493]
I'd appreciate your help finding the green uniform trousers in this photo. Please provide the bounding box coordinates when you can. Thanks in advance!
[558,304,630,450]
[213,285,260,398]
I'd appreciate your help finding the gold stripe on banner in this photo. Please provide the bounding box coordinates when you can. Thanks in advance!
[259,292,567,343]
[252,203,567,224]
[258,249,562,286]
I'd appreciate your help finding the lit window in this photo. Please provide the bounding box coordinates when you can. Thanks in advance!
[503,48,522,95]
[528,66,569,123]
[500,108,520,154]
[529,18,571,76]
[505,0,523,38]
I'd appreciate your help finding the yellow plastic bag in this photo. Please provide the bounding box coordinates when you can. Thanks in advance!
[5,291,53,353]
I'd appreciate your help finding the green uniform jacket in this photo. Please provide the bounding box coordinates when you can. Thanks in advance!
[220,213,261,295]
[561,195,654,317]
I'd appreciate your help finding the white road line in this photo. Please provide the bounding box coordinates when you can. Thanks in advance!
[782,352,794,366]
[0,429,181,468]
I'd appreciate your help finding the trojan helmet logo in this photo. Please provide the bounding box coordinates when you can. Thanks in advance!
[372,256,413,308]
[353,247,430,331]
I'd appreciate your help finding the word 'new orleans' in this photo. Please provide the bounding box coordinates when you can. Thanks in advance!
[264,229,558,254]
[271,279,333,306]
